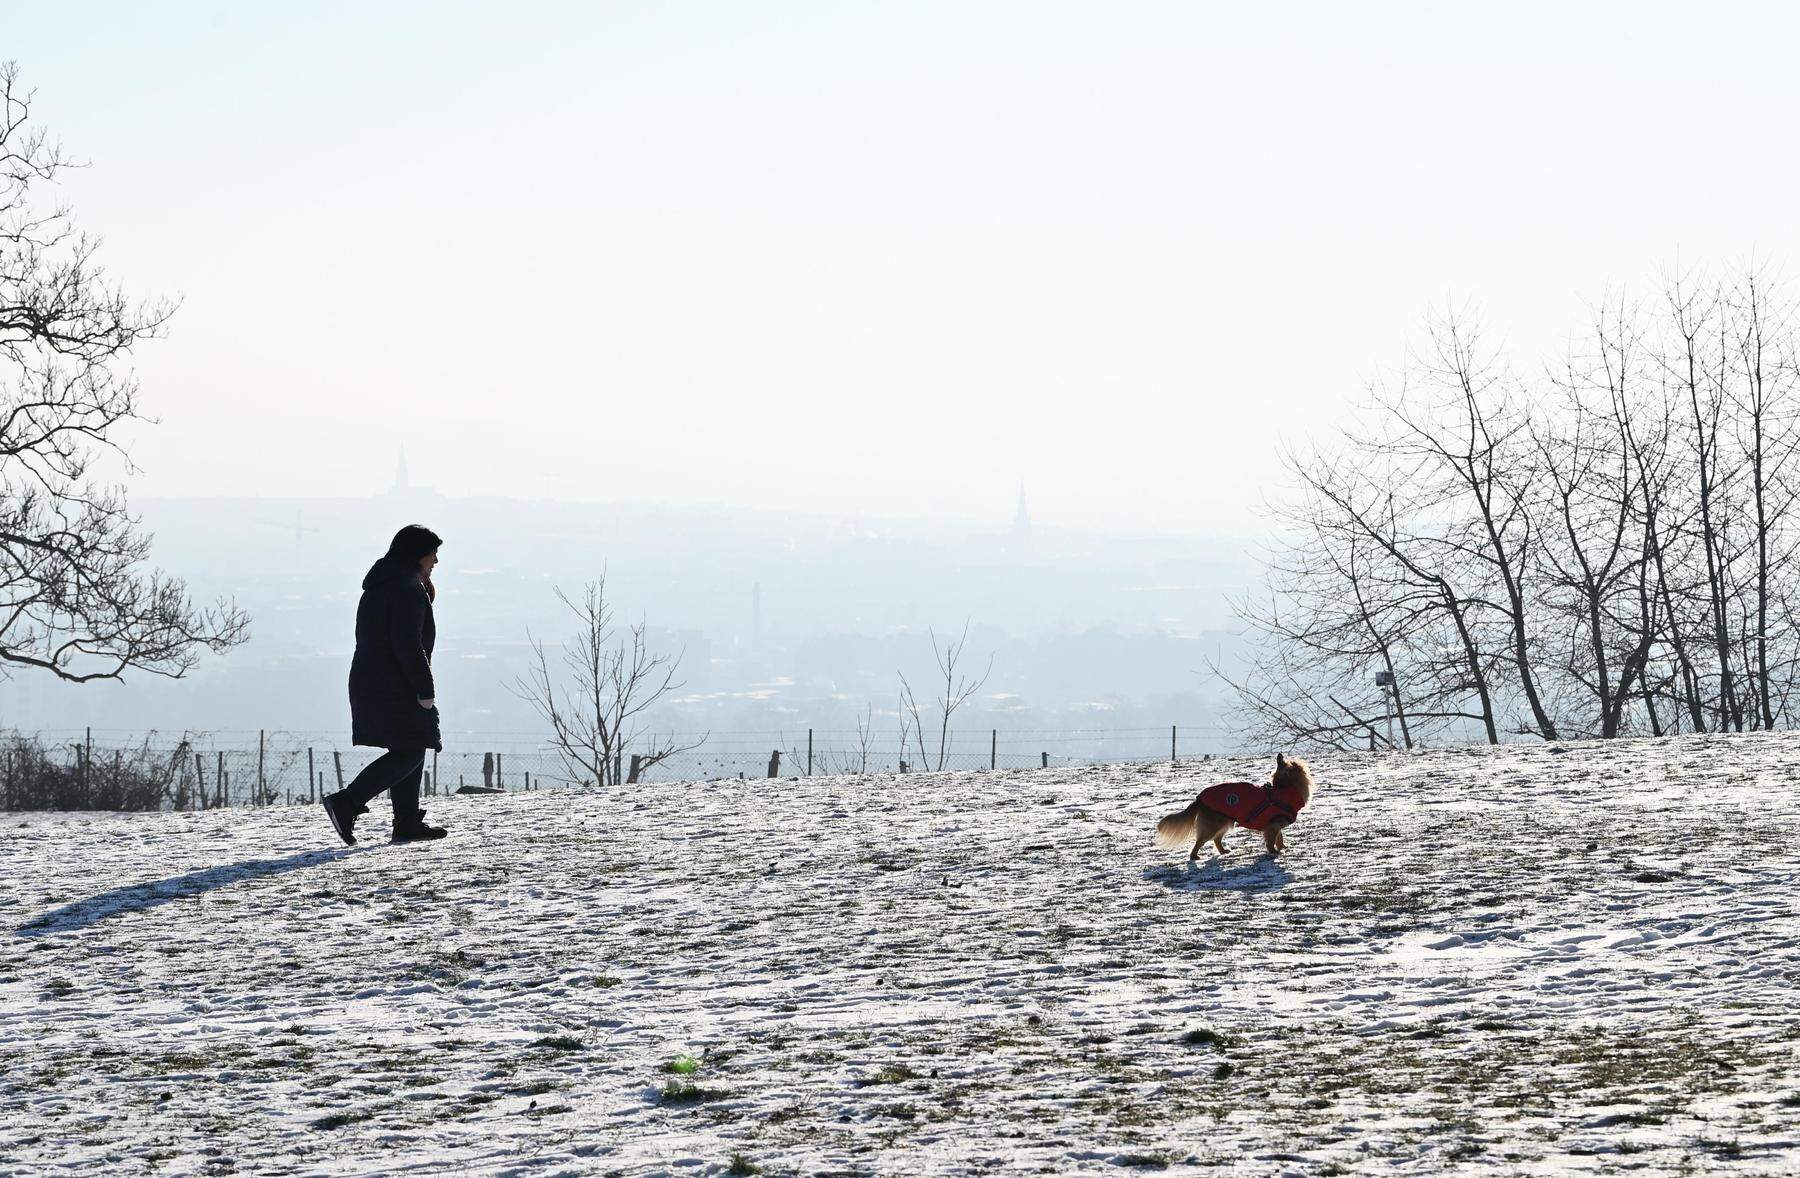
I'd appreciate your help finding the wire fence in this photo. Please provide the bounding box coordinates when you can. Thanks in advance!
[0,724,1250,812]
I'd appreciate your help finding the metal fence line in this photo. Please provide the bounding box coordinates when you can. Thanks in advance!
[0,723,1253,812]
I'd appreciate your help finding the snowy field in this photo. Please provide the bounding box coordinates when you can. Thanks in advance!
[3,733,1799,1175]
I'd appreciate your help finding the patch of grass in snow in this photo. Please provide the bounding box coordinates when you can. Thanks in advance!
[856,1064,921,1087]
[659,1079,731,1104]
[1115,1151,1173,1169]
[1593,1109,1670,1128]
[1180,1028,1235,1048]
[1087,1095,1157,1127]
[725,1154,761,1176]
[530,1035,584,1052]
[1555,1034,1752,1092]
[149,1051,211,1074]
[313,1110,372,1130]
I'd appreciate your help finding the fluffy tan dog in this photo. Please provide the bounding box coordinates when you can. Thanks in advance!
[1155,753,1315,861]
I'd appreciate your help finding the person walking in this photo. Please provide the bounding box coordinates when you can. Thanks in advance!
[323,524,449,844]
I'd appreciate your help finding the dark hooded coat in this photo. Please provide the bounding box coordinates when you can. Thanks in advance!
[349,556,442,751]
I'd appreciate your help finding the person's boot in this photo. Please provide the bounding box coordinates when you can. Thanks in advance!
[393,808,448,844]
[322,791,366,846]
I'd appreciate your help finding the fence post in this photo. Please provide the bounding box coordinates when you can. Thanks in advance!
[525,770,531,791]
[1041,751,1048,768]
[497,752,505,790]
[216,751,225,808]
[194,752,205,810]
[807,729,813,776]
[614,751,622,785]
[1171,725,1177,764]
[432,751,439,797]
[308,748,316,803]
[991,729,997,770]
[333,750,345,790]
[628,753,642,784]
[767,749,780,778]
[258,730,266,806]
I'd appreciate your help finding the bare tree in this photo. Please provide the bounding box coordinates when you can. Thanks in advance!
[1532,294,1660,738]
[895,689,914,772]
[1224,445,1503,750]
[0,63,248,682]
[1370,311,1559,739]
[897,622,993,771]
[852,702,875,774]
[514,576,704,786]
[1236,263,1800,750]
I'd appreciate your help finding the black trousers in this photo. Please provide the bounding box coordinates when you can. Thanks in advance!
[343,748,426,818]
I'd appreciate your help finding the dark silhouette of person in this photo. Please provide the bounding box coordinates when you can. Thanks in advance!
[323,525,448,844]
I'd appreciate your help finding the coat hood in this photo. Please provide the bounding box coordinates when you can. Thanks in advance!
[362,555,422,592]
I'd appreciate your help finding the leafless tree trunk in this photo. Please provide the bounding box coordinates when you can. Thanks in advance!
[1664,269,1744,730]
[1723,264,1799,729]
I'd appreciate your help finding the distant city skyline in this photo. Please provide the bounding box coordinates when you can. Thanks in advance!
[2,488,1257,741]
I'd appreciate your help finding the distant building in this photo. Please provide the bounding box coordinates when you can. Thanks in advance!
[1012,484,1032,545]
[387,445,438,501]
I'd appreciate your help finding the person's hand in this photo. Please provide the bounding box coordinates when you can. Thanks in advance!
[419,697,436,709]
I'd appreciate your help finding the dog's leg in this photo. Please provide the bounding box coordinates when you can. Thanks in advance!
[1263,820,1288,855]
[1191,814,1230,861]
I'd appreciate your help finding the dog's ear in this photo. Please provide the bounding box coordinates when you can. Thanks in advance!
[1276,752,1288,767]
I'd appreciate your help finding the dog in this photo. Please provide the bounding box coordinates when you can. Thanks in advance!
[1155,753,1315,861]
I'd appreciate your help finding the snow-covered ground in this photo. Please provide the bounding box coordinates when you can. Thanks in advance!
[3,732,1798,1175]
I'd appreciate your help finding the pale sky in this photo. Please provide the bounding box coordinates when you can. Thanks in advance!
[10,2,1799,532]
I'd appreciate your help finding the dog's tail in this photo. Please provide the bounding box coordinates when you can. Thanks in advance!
[1155,798,1203,849]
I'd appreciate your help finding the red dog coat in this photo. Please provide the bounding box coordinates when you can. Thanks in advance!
[1198,779,1308,831]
